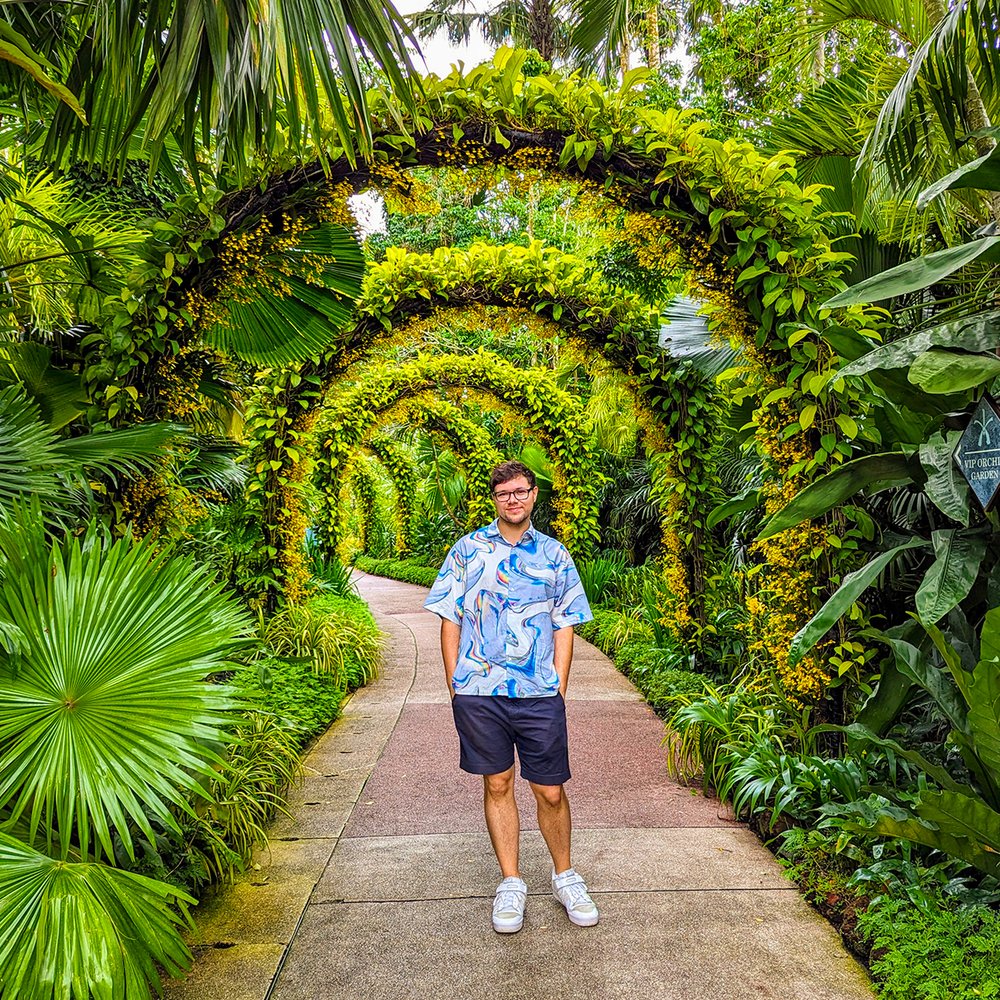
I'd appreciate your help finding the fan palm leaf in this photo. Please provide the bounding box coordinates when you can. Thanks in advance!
[659,294,741,377]
[0,342,87,430]
[0,509,252,861]
[0,831,194,1000]
[202,222,366,365]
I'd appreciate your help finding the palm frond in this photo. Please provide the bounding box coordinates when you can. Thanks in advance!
[790,0,931,49]
[42,0,421,181]
[0,385,67,510]
[0,508,252,862]
[858,0,1000,190]
[568,0,631,75]
[176,438,247,498]
[202,223,365,365]
[0,831,195,1000]
[409,0,487,46]
[659,295,740,377]
[53,422,184,480]
[0,342,87,430]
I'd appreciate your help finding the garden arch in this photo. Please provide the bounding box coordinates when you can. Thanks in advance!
[349,396,504,558]
[136,55,887,696]
[246,243,713,627]
[306,352,599,574]
[363,435,421,557]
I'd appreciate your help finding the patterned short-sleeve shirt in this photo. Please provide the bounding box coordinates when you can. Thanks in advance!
[424,520,593,698]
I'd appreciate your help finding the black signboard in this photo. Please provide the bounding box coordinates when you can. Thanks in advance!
[955,394,1000,511]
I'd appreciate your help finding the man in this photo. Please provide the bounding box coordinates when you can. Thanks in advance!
[424,459,598,934]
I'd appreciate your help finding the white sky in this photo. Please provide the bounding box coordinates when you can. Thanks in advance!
[394,0,496,77]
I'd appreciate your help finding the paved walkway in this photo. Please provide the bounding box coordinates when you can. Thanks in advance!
[167,573,874,1000]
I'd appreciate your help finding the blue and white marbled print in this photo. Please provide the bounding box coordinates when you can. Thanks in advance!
[424,520,593,698]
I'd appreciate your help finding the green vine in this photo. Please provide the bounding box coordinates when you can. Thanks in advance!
[365,436,420,557]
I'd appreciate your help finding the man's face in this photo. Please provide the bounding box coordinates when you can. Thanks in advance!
[492,475,536,527]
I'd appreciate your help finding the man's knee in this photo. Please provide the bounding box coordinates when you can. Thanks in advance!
[484,768,515,798]
[530,782,564,808]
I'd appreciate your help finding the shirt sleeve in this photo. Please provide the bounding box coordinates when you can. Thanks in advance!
[423,540,466,625]
[551,547,593,629]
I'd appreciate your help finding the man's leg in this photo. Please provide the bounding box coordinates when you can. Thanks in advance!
[529,781,571,874]
[484,766,520,877]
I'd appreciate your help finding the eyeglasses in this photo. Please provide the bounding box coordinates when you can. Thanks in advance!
[493,487,533,503]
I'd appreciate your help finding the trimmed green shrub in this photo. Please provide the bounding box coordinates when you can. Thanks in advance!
[233,656,347,748]
[354,554,440,588]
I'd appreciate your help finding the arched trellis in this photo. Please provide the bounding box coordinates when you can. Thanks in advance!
[380,394,503,529]
[245,247,714,633]
[250,249,713,629]
[347,455,381,556]
[355,396,504,558]
[363,436,420,557]
[184,55,885,697]
[306,351,600,573]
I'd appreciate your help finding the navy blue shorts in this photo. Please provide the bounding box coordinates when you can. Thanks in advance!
[451,694,570,785]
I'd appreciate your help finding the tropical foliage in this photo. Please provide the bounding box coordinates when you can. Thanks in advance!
[5,0,1000,989]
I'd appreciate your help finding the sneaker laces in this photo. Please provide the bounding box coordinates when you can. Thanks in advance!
[555,873,594,910]
[495,878,526,916]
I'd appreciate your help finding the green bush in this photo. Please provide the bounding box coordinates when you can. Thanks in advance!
[354,554,440,588]
[859,898,1000,1000]
[141,598,381,894]
[232,656,347,748]
[306,533,357,598]
[576,551,628,606]
[577,610,706,716]
[189,712,303,882]
[263,594,381,689]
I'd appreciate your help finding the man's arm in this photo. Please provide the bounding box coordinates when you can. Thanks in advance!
[440,618,461,699]
[553,624,574,697]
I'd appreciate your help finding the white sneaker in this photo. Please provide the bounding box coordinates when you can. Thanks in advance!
[552,868,599,926]
[492,876,528,933]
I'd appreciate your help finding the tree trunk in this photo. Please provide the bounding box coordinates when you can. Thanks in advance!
[619,32,630,77]
[813,31,825,81]
[645,5,660,70]
[528,0,557,63]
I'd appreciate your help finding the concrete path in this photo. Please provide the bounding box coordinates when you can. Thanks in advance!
[167,573,874,1000]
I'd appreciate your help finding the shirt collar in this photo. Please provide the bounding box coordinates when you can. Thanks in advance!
[487,518,536,546]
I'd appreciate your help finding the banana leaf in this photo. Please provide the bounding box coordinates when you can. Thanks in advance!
[822,239,1000,308]
[787,537,926,665]
[908,349,1000,394]
[915,529,987,625]
[757,452,921,540]
[836,311,1000,381]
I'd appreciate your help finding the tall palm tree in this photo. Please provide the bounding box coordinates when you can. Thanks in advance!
[791,0,999,193]
[568,0,679,78]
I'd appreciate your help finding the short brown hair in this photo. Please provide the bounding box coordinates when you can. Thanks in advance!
[490,460,535,492]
